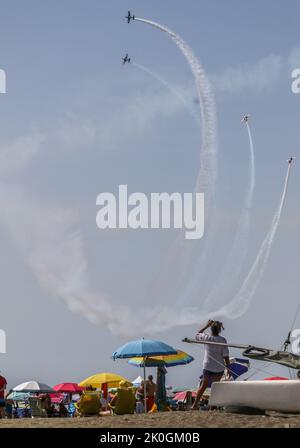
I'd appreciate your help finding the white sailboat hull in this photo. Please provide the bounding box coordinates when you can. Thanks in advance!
[210,380,300,413]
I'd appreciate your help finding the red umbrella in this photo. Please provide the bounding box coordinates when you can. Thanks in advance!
[50,393,65,403]
[53,383,85,393]
[173,391,197,401]
[263,376,289,381]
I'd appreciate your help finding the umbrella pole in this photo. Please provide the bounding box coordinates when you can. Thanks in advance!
[143,360,147,413]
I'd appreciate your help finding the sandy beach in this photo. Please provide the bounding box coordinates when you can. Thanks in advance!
[0,411,299,428]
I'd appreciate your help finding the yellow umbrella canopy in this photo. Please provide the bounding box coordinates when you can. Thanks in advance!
[79,372,132,389]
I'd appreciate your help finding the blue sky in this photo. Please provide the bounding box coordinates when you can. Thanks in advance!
[0,0,299,388]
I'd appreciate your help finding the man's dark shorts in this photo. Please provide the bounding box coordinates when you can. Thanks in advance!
[202,369,224,377]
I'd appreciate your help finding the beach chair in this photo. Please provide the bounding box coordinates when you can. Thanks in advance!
[68,402,76,417]
[75,392,101,416]
[28,397,47,418]
[109,387,135,415]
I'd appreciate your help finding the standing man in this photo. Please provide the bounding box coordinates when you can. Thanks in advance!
[191,320,231,410]
[146,375,157,412]
[0,372,7,418]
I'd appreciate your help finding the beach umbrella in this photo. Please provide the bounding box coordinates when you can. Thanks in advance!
[200,357,250,387]
[227,358,250,380]
[112,339,177,412]
[112,339,177,359]
[13,380,55,393]
[127,350,194,368]
[6,391,30,402]
[50,393,65,404]
[173,390,197,402]
[79,372,132,389]
[53,383,85,393]
[172,386,187,393]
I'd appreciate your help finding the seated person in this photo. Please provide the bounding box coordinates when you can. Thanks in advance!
[58,402,68,417]
[135,397,145,414]
[5,398,13,419]
[75,391,101,416]
[109,381,135,415]
[40,394,52,416]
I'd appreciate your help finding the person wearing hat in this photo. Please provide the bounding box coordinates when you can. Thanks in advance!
[191,320,231,410]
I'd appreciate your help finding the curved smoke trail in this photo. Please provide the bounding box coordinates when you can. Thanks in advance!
[132,61,201,125]
[23,159,292,335]
[202,118,256,310]
[0,157,290,337]
[217,161,293,318]
[137,161,293,333]
[134,17,218,302]
[135,17,217,211]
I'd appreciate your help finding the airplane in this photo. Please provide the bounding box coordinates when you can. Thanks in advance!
[122,53,131,64]
[125,11,135,23]
[241,115,250,123]
[287,157,296,164]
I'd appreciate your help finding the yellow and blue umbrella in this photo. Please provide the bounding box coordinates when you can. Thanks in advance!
[112,339,178,412]
[127,350,194,368]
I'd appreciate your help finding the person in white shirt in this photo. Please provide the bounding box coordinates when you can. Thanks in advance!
[191,320,231,410]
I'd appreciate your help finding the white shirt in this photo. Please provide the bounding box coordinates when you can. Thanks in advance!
[196,332,229,372]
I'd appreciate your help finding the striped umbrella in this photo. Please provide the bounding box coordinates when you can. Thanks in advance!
[127,350,194,368]
[113,339,177,412]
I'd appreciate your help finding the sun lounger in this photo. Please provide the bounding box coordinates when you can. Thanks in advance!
[109,387,135,415]
[68,402,76,417]
[28,397,47,418]
[75,392,101,416]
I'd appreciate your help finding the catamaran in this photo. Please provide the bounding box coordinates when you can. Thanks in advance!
[183,318,300,413]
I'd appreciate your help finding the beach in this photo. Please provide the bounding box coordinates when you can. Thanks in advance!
[0,411,299,428]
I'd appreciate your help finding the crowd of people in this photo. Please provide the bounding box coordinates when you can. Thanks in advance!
[0,320,226,418]
[1,319,298,418]
[0,320,237,418]
[0,374,160,418]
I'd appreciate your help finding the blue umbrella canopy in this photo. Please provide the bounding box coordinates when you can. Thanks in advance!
[112,339,177,359]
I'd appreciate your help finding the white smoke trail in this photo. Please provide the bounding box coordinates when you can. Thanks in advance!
[137,162,293,332]
[202,119,256,310]
[132,61,201,125]
[135,17,217,209]
[135,17,218,303]
[0,156,290,337]
[140,160,293,333]
[217,161,293,318]
[0,187,159,336]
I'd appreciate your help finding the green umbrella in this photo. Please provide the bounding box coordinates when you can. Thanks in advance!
[7,391,30,401]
